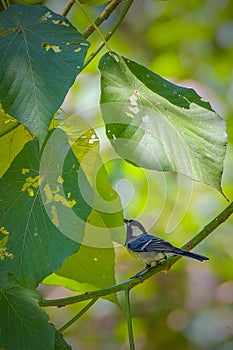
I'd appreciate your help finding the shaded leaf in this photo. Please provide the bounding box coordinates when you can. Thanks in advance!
[0,272,55,350]
[0,4,89,143]
[99,53,227,194]
[0,131,92,288]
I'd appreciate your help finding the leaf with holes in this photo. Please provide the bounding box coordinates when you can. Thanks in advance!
[0,272,55,350]
[0,4,89,143]
[99,53,227,194]
[0,131,92,288]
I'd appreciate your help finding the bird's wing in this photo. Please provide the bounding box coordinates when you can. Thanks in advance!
[127,234,174,252]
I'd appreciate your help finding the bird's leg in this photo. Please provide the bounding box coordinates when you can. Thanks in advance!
[130,264,152,281]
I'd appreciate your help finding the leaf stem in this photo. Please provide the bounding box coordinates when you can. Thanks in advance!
[74,0,112,54]
[40,201,233,308]
[58,298,98,333]
[125,289,135,350]
[82,0,134,69]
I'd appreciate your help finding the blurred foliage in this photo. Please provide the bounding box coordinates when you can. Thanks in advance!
[3,0,232,349]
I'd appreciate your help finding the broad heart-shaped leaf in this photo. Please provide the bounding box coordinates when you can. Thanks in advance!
[43,115,124,304]
[0,4,89,143]
[0,131,93,288]
[0,272,55,350]
[0,105,33,178]
[99,53,227,194]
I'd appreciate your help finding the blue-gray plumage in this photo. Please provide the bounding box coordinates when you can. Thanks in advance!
[124,219,209,269]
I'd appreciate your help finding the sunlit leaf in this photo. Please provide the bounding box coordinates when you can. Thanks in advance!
[43,116,124,303]
[99,53,227,194]
[0,105,33,178]
[0,272,54,350]
[0,4,89,143]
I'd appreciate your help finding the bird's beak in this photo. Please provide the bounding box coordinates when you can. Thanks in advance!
[123,218,129,224]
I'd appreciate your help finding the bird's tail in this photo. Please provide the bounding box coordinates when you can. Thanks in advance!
[172,248,209,261]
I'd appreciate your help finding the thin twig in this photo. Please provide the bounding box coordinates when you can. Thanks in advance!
[40,201,233,308]
[1,0,7,10]
[58,298,98,333]
[61,0,75,17]
[125,289,135,350]
[82,0,123,39]
[75,0,112,53]
[82,0,134,69]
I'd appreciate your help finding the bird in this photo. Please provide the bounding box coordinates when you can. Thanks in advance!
[124,219,209,271]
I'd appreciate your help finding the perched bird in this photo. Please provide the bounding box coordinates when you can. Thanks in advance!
[124,219,209,269]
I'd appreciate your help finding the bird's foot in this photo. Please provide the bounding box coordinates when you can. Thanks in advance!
[130,265,152,282]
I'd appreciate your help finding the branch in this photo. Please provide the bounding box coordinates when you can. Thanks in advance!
[82,0,134,69]
[61,0,75,17]
[58,298,98,332]
[125,289,135,350]
[82,0,123,39]
[75,0,112,54]
[40,201,233,308]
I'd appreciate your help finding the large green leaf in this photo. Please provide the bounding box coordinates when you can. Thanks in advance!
[0,272,55,350]
[0,131,92,288]
[99,53,227,193]
[43,116,124,303]
[0,4,89,143]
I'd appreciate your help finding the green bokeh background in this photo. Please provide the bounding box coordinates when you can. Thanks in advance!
[36,0,233,349]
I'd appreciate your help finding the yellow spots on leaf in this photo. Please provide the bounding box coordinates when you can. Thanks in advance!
[43,178,76,228]
[0,227,9,235]
[80,42,89,47]
[27,188,34,197]
[74,47,81,53]
[44,184,53,204]
[21,175,40,197]
[41,42,61,52]
[53,194,76,208]
[0,236,14,261]
[57,176,64,184]
[4,118,15,124]
[44,184,76,208]
[22,168,30,175]
[0,236,8,248]
[51,205,59,227]
[93,257,98,262]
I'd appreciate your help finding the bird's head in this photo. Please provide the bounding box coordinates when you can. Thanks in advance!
[124,219,147,243]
